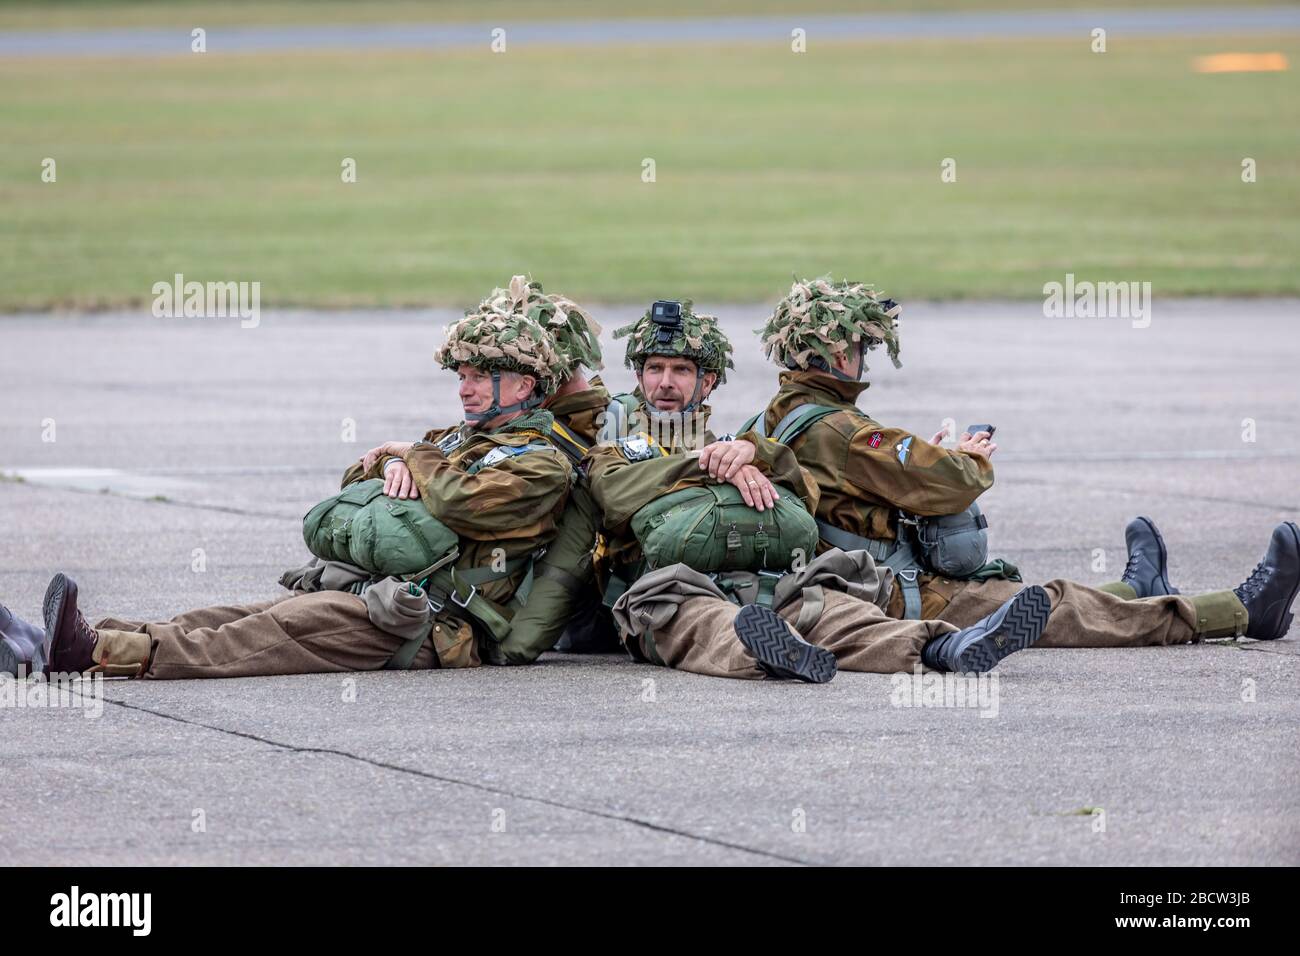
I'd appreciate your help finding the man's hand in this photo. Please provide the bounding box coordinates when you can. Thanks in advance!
[929,426,952,446]
[729,464,779,511]
[382,460,419,499]
[698,439,756,480]
[957,430,997,460]
[361,441,415,473]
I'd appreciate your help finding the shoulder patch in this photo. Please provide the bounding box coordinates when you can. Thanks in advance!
[868,431,883,449]
[896,436,913,465]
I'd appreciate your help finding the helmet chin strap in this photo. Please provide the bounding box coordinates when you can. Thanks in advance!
[465,369,542,425]
[646,366,706,418]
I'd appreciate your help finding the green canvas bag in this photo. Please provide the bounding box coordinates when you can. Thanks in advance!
[302,479,459,577]
[631,483,818,573]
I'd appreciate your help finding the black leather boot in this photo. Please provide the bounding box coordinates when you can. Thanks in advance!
[0,604,46,676]
[1233,522,1300,640]
[1120,516,1180,598]
[42,573,101,674]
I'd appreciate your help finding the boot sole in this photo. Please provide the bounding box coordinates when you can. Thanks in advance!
[1135,515,1180,596]
[950,585,1051,673]
[733,603,836,683]
[42,572,78,673]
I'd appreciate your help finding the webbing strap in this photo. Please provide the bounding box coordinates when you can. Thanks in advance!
[875,537,924,620]
[548,421,591,467]
[641,629,667,667]
[793,585,826,635]
[813,519,924,619]
[756,573,778,609]
[770,403,840,445]
[384,580,436,670]
[510,561,537,608]
[455,557,529,586]
[385,549,544,668]
[384,627,430,671]
[417,556,529,643]
[713,577,743,608]
[599,394,639,443]
[816,519,894,560]
[893,569,923,620]
[535,562,585,594]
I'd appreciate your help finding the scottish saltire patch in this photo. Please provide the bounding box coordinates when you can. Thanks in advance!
[896,436,913,465]
[868,431,883,448]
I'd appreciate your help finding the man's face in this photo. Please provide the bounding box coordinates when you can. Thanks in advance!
[457,364,535,422]
[639,355,717,412]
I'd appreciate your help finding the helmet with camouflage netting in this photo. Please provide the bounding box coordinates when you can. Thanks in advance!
[435,292,568,422]
[758,276,902,380]
[614,299,735,385]
[477,275,603,382]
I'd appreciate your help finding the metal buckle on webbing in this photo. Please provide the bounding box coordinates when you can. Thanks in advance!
[896,568,920,583]
[757,569,784,579]
[450,583,477,609]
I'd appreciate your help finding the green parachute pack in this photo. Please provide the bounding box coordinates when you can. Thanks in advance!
[631,482,819,574]
[302,478,459,577]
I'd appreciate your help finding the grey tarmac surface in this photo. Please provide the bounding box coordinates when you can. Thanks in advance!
[1,299,1298,866]
[3,6,1300,57]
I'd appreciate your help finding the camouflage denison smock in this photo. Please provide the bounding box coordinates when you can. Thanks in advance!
[341,407,573,610]
[755,370,992,544]
[487,378,613,663]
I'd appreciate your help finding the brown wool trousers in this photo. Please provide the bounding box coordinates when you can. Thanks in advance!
[96,592,438,679]
[641,590,958,680]
[909,577,1201,648]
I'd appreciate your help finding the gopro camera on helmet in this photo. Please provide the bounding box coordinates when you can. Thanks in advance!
[650,300,682,345]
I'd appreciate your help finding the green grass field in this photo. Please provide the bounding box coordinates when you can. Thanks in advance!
[2,30,1298,309]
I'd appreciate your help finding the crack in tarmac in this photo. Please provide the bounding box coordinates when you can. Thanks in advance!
[91,692,819,866]
[1,479,300,521]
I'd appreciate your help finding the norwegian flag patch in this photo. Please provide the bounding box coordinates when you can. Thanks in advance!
[868,431,883,448]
